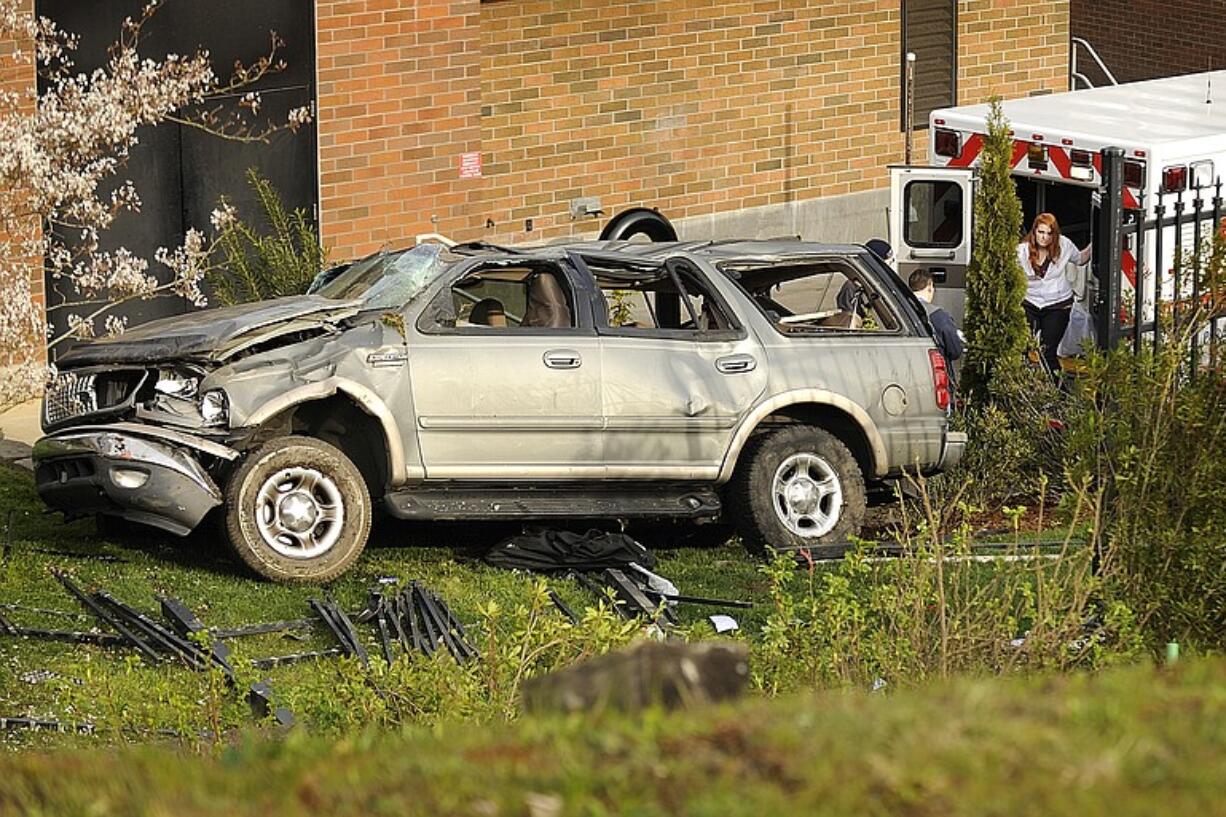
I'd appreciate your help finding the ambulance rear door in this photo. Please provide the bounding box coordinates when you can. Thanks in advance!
[889,165,974,324]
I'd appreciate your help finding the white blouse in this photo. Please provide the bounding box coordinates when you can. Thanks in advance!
[1017,235,1085,308]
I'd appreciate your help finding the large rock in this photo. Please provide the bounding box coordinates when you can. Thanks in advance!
[522,640,749,714]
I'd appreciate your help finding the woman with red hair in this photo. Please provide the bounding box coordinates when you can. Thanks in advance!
[1016,213,1091,375]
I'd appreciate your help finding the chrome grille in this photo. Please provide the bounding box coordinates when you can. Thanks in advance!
[44,373,98,425]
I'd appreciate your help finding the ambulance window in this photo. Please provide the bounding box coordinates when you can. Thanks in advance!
[905,180,963,248]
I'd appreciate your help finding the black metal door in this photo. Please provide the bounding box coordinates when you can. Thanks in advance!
[37,0,317,356]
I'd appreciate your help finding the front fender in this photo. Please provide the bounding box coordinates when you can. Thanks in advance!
[235,377,408,484]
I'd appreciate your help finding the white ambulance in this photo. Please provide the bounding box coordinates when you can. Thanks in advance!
[890,70,1226,326]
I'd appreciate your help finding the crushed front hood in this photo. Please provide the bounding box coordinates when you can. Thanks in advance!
[56,296,361,367]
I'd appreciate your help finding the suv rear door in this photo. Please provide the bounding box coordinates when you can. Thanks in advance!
[582,253,768,479]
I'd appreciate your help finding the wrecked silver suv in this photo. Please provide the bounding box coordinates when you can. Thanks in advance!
[34,240,965,582]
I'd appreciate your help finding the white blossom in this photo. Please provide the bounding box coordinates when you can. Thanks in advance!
[287,105,311,129]
[210,202,236,231]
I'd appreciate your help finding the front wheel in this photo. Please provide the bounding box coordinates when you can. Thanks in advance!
[224,436,371,583]
[729,425,866,557]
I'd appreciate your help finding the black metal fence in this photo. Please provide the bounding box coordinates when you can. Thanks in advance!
[1097,147,1226,372]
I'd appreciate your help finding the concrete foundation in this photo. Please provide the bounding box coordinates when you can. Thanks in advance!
[675,187,891,247]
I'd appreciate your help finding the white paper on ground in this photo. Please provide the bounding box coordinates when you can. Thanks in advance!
[708,614,739,633]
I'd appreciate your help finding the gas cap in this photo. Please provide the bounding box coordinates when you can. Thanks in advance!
[882,384,909,416]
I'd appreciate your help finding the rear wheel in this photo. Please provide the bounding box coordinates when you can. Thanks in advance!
[729,425,866,557]
[224,436,371,583]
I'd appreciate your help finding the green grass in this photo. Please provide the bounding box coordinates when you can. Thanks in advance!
[1,656,1223,816]
[0,460,1116,750]
[0,464,774,745]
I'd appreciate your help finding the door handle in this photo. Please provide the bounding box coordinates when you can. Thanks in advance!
[543,349,581,369]
[910,249,957,261]
[715,354,756,374]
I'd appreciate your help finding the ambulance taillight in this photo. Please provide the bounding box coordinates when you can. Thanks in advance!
[1162,165,1188,194]
[934,128,961,158]
[1069,150,1094,181]
[1027,143,1047,170]
[1123,159,1146,189]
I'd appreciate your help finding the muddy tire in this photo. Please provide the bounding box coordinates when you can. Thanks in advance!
[729,425,866,557]
[224,436,371,583]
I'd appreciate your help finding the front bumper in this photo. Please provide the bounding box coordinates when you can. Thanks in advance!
[33,427,235,536]
[938,430,968,471]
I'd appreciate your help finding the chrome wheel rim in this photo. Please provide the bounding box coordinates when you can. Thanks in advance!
[772,453,842,538]
[254,466,344,559]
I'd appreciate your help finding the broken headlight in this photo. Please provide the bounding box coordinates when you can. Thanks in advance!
[200,390,229,426]
[154,370,199,398]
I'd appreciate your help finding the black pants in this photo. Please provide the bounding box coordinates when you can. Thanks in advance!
[1024,298,1072,376]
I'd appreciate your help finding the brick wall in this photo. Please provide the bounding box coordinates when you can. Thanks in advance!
[315,0,485,258]
[478,0,1069,244]
[1071,0,1226,85]
[959,0,1069,102]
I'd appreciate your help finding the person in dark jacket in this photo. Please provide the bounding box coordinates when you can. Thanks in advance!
[837,239,894,316]
[908,268,963,380]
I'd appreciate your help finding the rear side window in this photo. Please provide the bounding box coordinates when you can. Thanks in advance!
[726,259,901,333]
[590,260,740,339]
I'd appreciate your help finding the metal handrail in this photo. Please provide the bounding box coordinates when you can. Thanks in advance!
[1070,36,1119,90]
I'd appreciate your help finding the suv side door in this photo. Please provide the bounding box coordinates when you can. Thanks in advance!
[584,253,768,479]
[408,256,604,479]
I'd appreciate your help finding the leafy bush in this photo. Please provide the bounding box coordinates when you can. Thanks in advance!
[1065,343,1226,651]
[752,486,1142,695]
[207,168,327,305]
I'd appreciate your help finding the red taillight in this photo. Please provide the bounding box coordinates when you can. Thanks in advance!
[929,349,950,411]
[1162,165,1188,194]
[1123,159,1146,189]
[934,128,961,158]
[1070,149,1092,167]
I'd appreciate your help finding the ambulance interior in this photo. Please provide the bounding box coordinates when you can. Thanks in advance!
[1014,177,1098,307]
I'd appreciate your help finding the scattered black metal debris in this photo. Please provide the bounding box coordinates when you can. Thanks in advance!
[547,588,579,625]
[351,582,480,665]
[0,716,94,734]
[51,570,162,662]
[309,598,370,668]
[0,602,92,621]
[211,618,315,640]
[246,682,294,727]
[1,509,14,571]
[251,647,344,670]
[0,607,124,647]
[9,572,482,734]
[158,596,237,682]
[603,568,678,626]
[648,592,753,610]
[94,591,211,672]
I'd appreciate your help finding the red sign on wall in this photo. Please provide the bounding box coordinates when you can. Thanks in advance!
[458,151,482,179]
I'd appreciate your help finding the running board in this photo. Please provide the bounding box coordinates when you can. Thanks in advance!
[383,483,721,521]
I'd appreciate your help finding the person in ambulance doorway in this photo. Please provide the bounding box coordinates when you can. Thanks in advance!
[1017,213,1091,377]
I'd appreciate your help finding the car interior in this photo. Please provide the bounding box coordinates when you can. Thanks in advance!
[446,265,575,329]
[722,259,902,332]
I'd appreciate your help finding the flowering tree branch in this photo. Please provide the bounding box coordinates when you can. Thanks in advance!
[0,0,314,412]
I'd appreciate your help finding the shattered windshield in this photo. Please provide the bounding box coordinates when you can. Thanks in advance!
[312,244,448,310]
